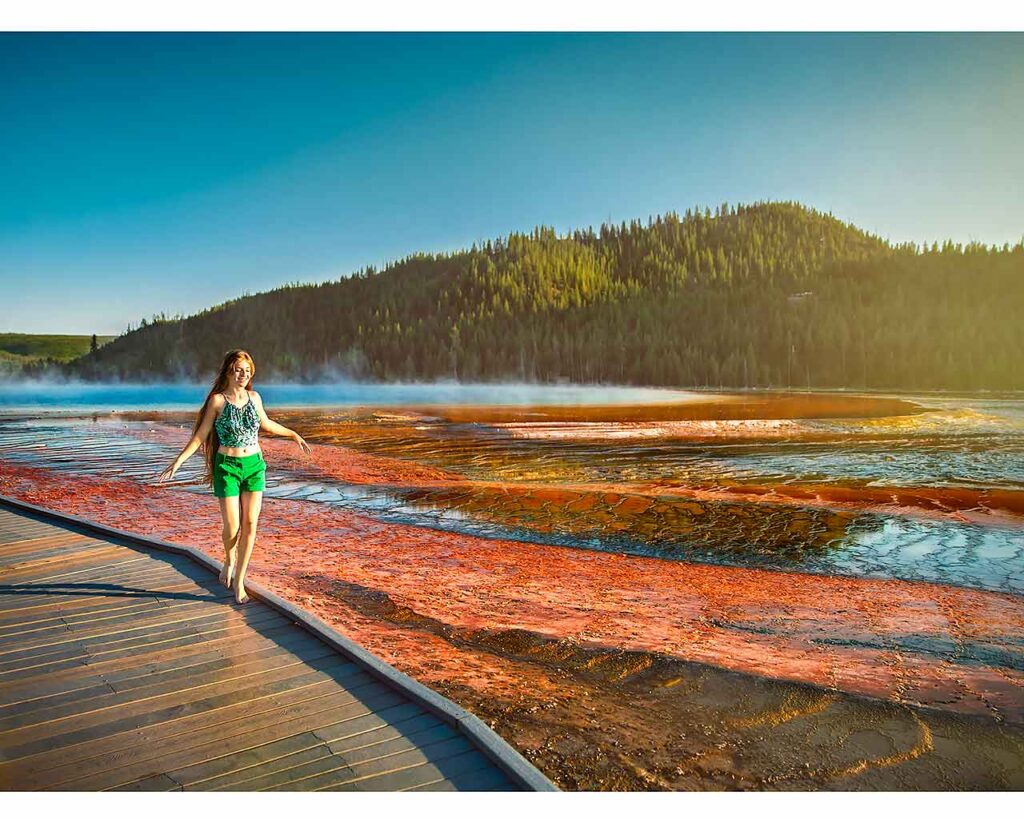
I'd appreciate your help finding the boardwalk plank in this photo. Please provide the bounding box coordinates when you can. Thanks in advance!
[298,736,476,791]
[0,502,547,791]
[0,534,98,561]
[109,773,183,792]
[0,595,215,644]
[0,598,290,656]
[0,561,182,600]
[0,548,151,573]
[0,525,60,545]
[1,668,388,781]
[194,741,336,791]
[0,655,359,754]
[173,731,333,790]
[2,554,192,586]
[0,630,328,720]
[166,705,429,790]
[12,569,215,600]
[0,552,155,585]
[0,607,289,674]
[310,701,426,745]
[248,717,459,792]
[0,574,227,621]
[0,640,340,730]
[323,712,449,755]
[0,608,288,682]
[1,545,183,574]
[405,766,515,791]
[34,685,407,791]
[333,748,494,792]
[0,598,251,652]
[0,618,293,699]
[331,725,466,769]
[0,531,106,552]
[0,596,169,636]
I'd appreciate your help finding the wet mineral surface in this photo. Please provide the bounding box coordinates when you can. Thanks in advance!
[1,391,1022,789]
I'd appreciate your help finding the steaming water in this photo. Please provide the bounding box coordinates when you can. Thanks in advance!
[1,384,1022,595]
[0,381,702,411]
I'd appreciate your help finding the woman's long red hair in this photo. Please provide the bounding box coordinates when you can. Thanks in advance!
[191,349,256,486]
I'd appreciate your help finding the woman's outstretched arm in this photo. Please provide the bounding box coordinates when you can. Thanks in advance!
[157,396,221,482]
[251,391,312,454]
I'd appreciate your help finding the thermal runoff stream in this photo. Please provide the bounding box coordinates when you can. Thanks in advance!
[2,383,1022,790]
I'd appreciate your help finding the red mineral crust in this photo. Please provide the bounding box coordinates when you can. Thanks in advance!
[2,455,1021,727]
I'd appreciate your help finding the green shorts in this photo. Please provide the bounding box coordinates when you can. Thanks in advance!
[213,451,267,497]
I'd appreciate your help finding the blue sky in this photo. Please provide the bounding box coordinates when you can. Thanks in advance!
[2,32,1022,335]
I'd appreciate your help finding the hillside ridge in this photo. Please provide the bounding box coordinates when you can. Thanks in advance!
[23,201,1024,391]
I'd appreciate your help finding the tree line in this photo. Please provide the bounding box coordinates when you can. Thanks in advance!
[45,201,1024,391]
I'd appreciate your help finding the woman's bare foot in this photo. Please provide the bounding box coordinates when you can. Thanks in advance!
[234,584,250,605]
[219,563,234,590]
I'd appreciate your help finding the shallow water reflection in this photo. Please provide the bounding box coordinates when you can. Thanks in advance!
[290,402,1024,489]
[1,390,1022,595]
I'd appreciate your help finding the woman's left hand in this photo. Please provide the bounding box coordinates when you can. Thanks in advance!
[294,433,312,455]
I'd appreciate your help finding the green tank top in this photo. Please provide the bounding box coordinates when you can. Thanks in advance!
[214,393,260,447]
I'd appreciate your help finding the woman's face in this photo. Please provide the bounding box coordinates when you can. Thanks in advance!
[229,359,252,388]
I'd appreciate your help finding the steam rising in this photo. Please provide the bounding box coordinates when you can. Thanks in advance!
[0,379,706,412]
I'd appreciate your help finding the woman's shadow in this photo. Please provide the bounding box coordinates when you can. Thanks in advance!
[0,582,219,602]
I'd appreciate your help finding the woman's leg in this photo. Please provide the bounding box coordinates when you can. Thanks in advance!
[217,495,241,589]
[234,490,263,603]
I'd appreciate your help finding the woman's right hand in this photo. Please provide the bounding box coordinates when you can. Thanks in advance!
[157,462,179,483]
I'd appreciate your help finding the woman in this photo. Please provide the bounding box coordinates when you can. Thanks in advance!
[158,349,311,604]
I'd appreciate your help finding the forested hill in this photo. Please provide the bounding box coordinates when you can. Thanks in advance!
[59,202,1024,391]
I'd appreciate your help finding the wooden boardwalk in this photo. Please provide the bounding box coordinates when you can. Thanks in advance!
[0,496,556,792]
